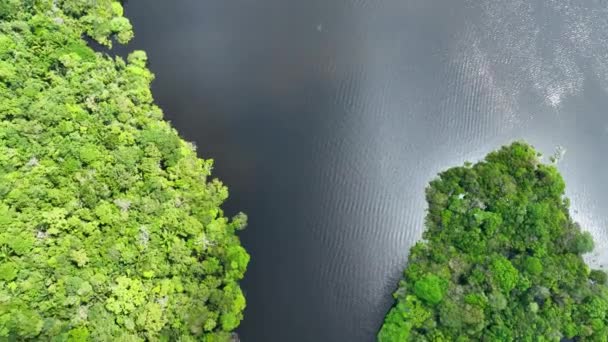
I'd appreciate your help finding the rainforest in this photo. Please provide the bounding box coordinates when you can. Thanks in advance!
[379,142,608,341]
[0,1,248,340]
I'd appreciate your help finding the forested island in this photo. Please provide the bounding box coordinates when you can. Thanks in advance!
[379,142,608,341]
[0,1,248,340]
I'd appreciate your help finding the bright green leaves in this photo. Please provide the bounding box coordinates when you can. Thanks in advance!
[413,274,447,305]
[109,17,133,44]
[5,232,34,256]
[0,35,16,57]
[474,210,502,236]
[67,326,90,341]
[581,296,608,321]
[127,50,148,68]
[70,249,89,267]
[378,309,412,342]
[0,60,15,84]
[123,51,154,105]
[0,308,44,339]
[62,0,135,47]
[63,276,94,301]
[139,124,182,168]
[150,277,183,297]
[203,316,218,332]
[489,256,519,292]
[0,0,247,340]
[219,284,246,331]
[136,302,165,334]
[380,142,606,341]
[225,245,250,280]
[378,296,431,342]
[79,143,104,165]
[56,42,97,64]
[105,277,146,315]
[524,256,543,275]
[464,293,487,308]
[94,201,119,226]
[111,2,124,17]
[0,262,17,281]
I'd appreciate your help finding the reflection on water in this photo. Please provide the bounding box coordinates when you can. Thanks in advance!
[113,0,608,340]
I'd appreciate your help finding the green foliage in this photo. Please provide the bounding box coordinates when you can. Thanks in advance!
[590,270,608,285]
[489,256,519,292]
[570,231,595,254]
[379,142,608,341]
[378,296,431,341]
[0,262,17,281]
[413,274,447,305]
[0,1,248,340]
[524,256,543,275]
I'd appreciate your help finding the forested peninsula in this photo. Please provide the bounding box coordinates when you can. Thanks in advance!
[379,142,608,341]
[0,1,249,340]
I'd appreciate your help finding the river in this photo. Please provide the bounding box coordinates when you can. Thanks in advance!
[113,0,608,341]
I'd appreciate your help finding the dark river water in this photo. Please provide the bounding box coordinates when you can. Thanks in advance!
[113,0,608,341]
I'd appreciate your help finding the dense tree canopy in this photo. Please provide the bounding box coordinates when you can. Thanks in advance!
[0,1,248,340]
[379,142,608,341]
